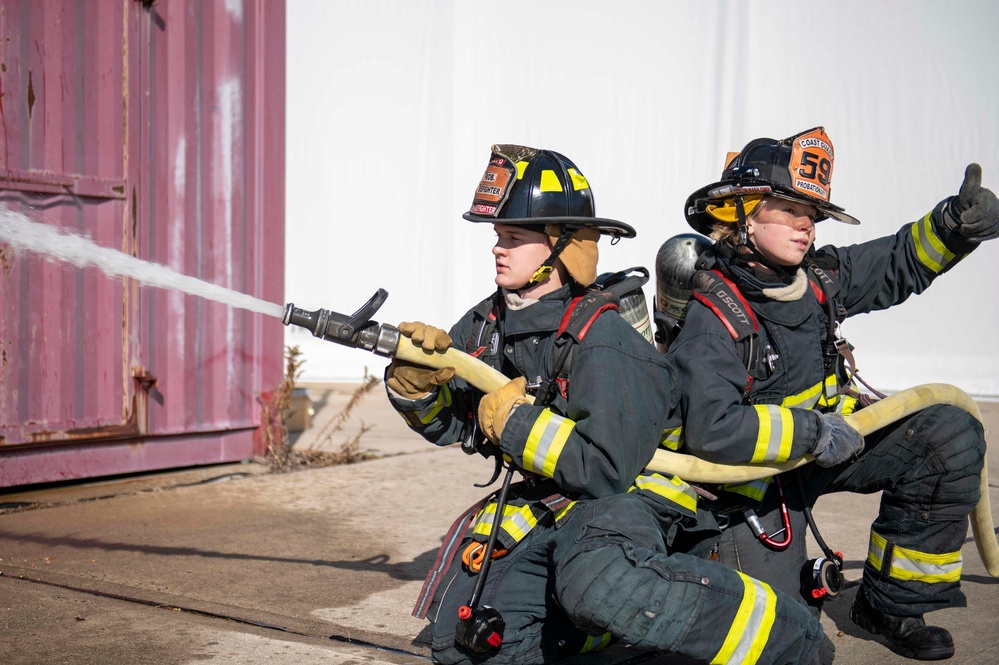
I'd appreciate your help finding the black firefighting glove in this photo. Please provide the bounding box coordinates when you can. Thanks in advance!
[812,413,864,468]
[384,321,454,399]
[945,163,999,243]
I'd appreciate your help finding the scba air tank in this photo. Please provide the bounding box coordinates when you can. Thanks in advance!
[654,234,713,353]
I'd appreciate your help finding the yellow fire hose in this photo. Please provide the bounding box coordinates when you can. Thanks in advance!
[396,339,999,577]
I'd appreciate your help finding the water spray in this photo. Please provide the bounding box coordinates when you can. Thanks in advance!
[0,206,283,318]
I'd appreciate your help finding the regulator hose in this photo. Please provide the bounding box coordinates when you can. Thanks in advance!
[395,340,998,577]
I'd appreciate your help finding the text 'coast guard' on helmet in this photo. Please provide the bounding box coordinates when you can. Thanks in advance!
[463,144,636,239]
[684,127,860,236]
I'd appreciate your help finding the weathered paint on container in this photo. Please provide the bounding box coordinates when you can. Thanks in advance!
[0,0,286,487]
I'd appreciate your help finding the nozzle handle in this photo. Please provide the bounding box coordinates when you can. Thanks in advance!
[341,288,388,339]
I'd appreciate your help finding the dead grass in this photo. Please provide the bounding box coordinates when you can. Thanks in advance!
[258,346,380,472]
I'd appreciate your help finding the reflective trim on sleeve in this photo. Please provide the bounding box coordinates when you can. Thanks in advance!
[912,212,957,273]
[579,631,612,654]
[630,473,698,515]
[523,409,574,478]
[711,571,777,665]
[661,426,684,451]
[867,530,963,584]
[415,385,452,425]
[751,405,794,463]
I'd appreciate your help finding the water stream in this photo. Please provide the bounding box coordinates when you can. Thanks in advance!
[0,206,285,319]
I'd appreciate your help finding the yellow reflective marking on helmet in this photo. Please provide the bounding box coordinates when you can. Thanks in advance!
[515,160,529,180]
[711,571,776,665]
[867,530,963,584]
[567,168,589,191]
[539,169,564,193]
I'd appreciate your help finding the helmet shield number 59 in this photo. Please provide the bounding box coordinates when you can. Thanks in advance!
[788,127,835,203]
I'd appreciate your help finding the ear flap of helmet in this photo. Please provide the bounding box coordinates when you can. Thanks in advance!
[548,224,600,286]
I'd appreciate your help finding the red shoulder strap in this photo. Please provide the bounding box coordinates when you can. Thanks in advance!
[691,269,758,340]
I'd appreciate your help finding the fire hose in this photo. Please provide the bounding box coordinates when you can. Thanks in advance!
[283,294,999,577]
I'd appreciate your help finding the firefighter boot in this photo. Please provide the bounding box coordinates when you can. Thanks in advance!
[850,588,955,661]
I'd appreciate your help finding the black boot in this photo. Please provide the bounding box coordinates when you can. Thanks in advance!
[850,588,954,660]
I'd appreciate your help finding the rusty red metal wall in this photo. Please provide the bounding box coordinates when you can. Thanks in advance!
[0,0,286,487]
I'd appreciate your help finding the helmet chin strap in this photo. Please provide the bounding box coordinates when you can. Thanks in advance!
[525,228,575,288]
[733,195,799,283]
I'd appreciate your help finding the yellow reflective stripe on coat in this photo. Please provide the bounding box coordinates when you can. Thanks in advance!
[781,375,839,411]
[781,381,822,410]
[912,212,957,273]
[630,473,698,515]
[472,501,538,544]
[711,571,777,665]
[661,426,684,451]
[867,530,963,584]
[721,478,771,502]
[838,393,860,416]
[579,632,612,654]
[523,409,574,477]
[751,405,794,463]
[554,500,577,524]
[416,385,452,425]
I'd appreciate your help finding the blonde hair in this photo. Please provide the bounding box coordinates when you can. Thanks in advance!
[710,222,739,246]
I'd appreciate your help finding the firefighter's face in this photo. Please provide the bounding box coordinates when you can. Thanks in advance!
[492,223,561,294]
[747,197,817,266]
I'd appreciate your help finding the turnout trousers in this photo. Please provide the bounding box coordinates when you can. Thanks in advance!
[714,404,986,617]
[425,492,827,664]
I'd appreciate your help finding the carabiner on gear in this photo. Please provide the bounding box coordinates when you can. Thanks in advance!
[742,475,792,551]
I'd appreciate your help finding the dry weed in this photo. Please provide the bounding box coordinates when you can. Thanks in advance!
[259,349,380,471]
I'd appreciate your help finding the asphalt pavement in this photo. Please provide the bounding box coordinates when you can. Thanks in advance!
[1,383,997,664]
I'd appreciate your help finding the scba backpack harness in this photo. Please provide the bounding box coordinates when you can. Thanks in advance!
[679,259,852,396]
[465,266,652,411]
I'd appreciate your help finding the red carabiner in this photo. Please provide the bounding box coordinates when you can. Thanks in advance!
[743,476,793,551]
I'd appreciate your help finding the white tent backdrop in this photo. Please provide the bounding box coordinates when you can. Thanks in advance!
[286,0,999,397]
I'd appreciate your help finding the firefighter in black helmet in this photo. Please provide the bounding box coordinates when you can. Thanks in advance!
[386,144,832,664]
[667,126,998,661]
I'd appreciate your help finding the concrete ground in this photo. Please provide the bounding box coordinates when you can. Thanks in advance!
[1,383,997,664]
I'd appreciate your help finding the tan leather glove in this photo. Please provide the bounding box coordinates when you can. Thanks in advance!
[385,321,455,399]
[478,376,529,444]
[398,321,452,353]
[385,360,455,399]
